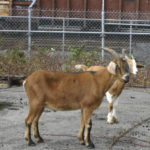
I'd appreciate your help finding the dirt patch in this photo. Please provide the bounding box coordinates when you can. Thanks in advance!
[0,86,150,150]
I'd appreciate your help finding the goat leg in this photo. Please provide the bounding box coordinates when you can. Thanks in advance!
[83,109,95,149]
[25,123,36,146]
[78,110,85,145]
[86,119,95,149]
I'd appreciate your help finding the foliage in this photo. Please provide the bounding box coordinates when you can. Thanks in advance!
[0,47,63,77]
[0,45,150,87]
[0,36,3,44]
[64,45,102,72]
[0,47,28,76]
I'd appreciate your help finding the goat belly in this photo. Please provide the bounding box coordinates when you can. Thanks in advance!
[44,85,84,111]
[44,95,82,111]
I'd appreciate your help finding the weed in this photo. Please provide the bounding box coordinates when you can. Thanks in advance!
[0,45,150,87]
[65,45,102,72]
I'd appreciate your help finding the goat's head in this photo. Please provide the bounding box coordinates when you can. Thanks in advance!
[125,55,138,75]
[103,47,130,83]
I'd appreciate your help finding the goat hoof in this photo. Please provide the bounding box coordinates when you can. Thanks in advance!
[87,142,95,149]
[87,144,95,149]
[113,118,119,124]
[80,140,85,145]
[114,120,119,124]
[37,137,44,143]
[80,142,85,145]
[107,119,119,124]
[107,121,113,124]
[28,140,36,146]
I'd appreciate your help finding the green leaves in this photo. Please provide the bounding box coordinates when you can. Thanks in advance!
[65,45,102,72]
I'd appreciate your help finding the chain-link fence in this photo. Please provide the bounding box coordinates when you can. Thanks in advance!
[0,8,150,61]
[0,8,150,87]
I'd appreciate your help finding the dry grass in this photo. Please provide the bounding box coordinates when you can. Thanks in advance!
[0,48,150,87]
[0,49,63,77]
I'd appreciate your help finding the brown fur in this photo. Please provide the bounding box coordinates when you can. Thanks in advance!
[75,64,127,124]
[75,64,126,97]
[75,60,144,124]
[24,58,129,148]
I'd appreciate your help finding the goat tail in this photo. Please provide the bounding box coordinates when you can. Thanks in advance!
[75,64,88,71]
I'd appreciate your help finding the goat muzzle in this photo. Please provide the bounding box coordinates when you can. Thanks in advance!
[122,74,130,83]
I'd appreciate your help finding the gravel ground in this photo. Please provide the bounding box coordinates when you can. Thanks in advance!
[0,86,150,150]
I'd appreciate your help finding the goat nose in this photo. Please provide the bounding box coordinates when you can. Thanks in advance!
[122,74,129,83]
[124,75,129,83]
[135,69,138,74]
[133,68,138,75]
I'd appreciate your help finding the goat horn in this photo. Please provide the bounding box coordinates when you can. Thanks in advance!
[131,55,134,59]
[121,49,126,57]
[102,47,120,59]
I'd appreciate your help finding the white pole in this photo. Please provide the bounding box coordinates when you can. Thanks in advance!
[28,0,37,59]
[101,0,105,61]
[129,20,133,54]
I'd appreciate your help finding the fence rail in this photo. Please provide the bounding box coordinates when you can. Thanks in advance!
[0,8,150,61]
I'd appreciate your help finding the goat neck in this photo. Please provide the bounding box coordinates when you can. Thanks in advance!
[94,66,117,94]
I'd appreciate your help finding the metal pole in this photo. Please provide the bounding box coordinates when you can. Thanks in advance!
[62,18,65,57]
[28,8,31,59]
[28,0,37,59]
[101,0,105,61]
[61,18,65,71]
[129,20,133,54]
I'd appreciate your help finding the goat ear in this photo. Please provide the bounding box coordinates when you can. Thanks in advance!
[137,64,144,68]
[107,61,116,75]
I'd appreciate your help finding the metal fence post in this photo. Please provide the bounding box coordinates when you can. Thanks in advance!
[62,18,65,57]
[28,0,37,59]
[101,0,105,61]
[129,20,133,54]
[28,8,31,59]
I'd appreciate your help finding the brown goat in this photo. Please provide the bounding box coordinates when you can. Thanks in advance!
[23,48,130,148]
[75,51,143,124]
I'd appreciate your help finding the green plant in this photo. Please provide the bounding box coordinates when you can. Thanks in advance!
[0,47,28,76]
[65,45,102,72]
[0,36,3,44]
[1,44,150,88]
[0,46,64,77]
